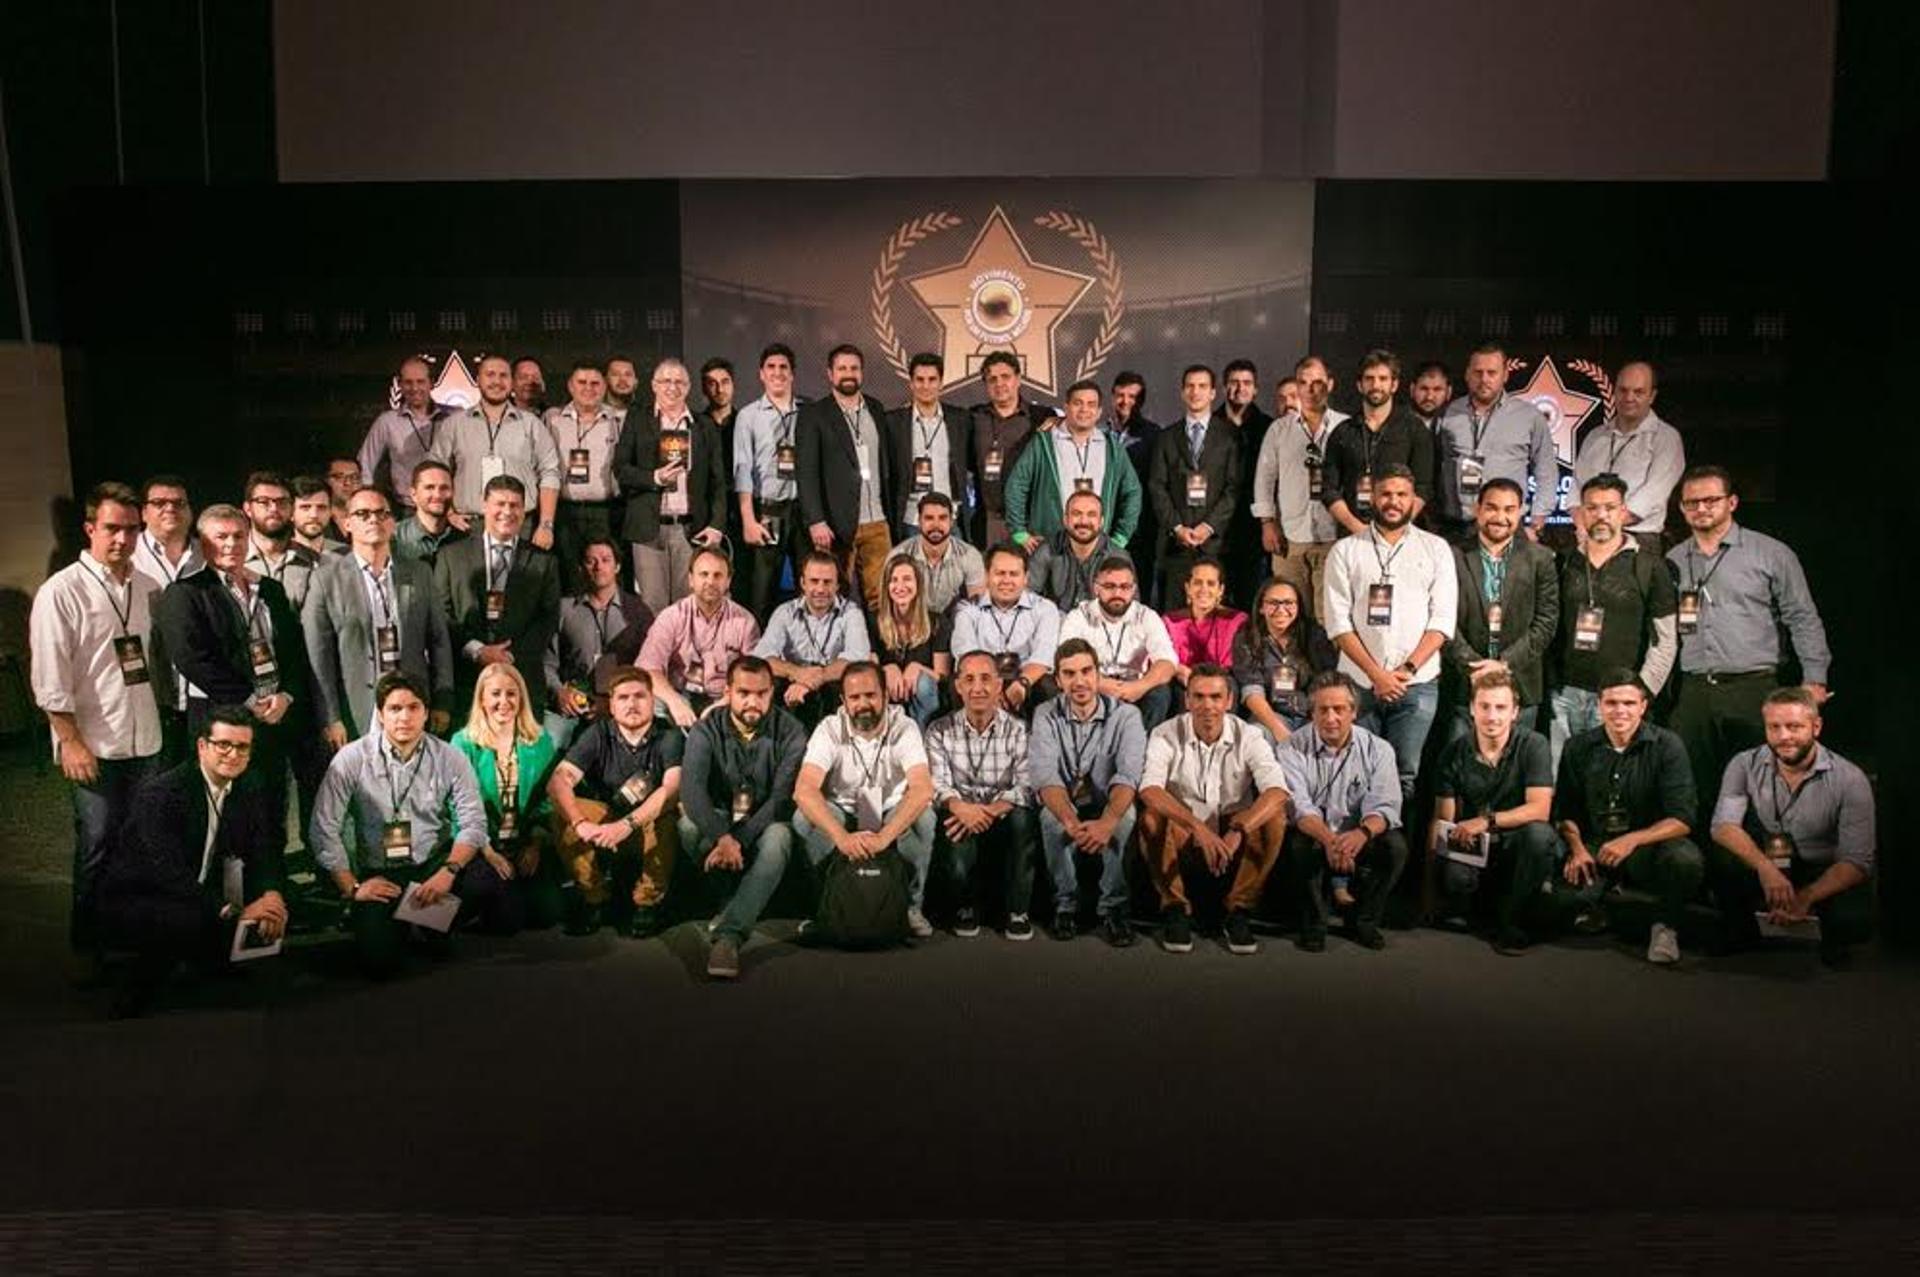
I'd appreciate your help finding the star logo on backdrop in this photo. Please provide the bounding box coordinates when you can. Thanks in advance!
[1514,356,1603,466]
[903,206,1096,395]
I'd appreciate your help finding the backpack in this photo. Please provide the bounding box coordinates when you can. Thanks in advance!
[811,849,911,948]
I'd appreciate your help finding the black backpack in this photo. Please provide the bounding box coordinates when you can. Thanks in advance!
[811,849,911,948]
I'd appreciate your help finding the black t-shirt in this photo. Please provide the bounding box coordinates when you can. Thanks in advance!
[1434,728,1552,817]
[563,717,685,809]
[868,608,952,671]
[1555,544,1677,691]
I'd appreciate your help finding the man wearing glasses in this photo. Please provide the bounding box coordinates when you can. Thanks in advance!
[242,471,321,612]
[613,357,728,615]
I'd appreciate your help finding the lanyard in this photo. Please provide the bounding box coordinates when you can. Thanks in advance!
[775,403,798,446]
[847,723,890,790]
[1186,729,1230,807]
[987,602,1023,653]
[687,602,728,669]
[958,715,1007,795]
[1768,763,1815,833]
[383,746,427,817]
[1605,427,1635,473]
[483,407,510,455]
[1468,399,1499,455]
[142,534,186,585]
[1311,743,1356,816]
[916,413,945,456]
[572,408,606,451]
[1685,542,1732,594]
[250,537,286,582]
[1264,634,1296,674]
[614,726,654,779]
[1067,431,1096,479]
[799,603,841,664]
[407,409,437,457]
[81,559,136,636]
[228,575,267,641]
[1300,416,1329,458]
[486,541,515,592]
[1369,526,1410,583]
[360,560,394,625]
[1480,544,1508,602]
[840,402,865,450]
[1098,611,1134,668]
[1063,710,1101,780]
[1579,544,1626,610]
[584,596,616,658]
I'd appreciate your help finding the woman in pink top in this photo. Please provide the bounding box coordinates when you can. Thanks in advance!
[1162,557,1246,687]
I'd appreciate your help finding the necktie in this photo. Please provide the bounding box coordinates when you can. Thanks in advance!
[1188,420,1205,461]
[491,543,510,586]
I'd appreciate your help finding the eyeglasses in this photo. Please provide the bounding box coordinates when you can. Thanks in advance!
[1261,599,1300,612]
[1679,495,1728,510]
[248,496,292,507]
[652,376,689,387]
[145,498,187,510]
[204,739,253,755]
[347,508,395,521]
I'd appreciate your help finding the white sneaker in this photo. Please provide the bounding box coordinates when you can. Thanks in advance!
[1647,922,1681,966]
[906,906,934,938]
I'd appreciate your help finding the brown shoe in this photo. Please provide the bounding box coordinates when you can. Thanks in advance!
[706,936,741,980]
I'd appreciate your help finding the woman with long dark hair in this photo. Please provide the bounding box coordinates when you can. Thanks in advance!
[868,553,951,726]
[1232,576,1336,743]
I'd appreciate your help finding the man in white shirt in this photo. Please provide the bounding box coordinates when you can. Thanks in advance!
[1252,356,1348,616]
[1138,664,1291,955]
[132,473,202,762]
[1572,361,1685,551]
[793,662,937,937]
[1056,555,1177,730]
[30,482,166,949]
[1322,463,1457,804]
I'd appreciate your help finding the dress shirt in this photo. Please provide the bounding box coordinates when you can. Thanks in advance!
[133,532,203,591]
[635,596,761,697]
[245,538,319,612]
[1712,744,1875,874]
[441,403,562,514]
[1252,409,1344,541]
[801,706,927,826]
[1051,428,1110,515]
[308,733,488,874]
[353,551,402,651]
[1163,609,1248,670]
[733,394,802,502]
[902,408,956,524]
[681,706,808,847]
[1057,599,1176,680]
[1573,411,1685,531]
[1323,524,1458,683]
[889,536,985,615]
[547,592,644,700]
[1435,394,1558,523]
[1666,524,1830,682]
[1028,694,1146,794]
[1551,722,1695,842]
[927,708,1031,807]
[949,591,1063,671]
[754,597,873,666]
[29,554,164,760]
[1142,714,1290,825]
[1278,724,1404,832]
[391,514,465,568]
[358,405,446,504]
[546,403,623,503]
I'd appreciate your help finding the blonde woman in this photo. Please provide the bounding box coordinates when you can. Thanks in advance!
[451,662,564,931]
[867,553,951,726]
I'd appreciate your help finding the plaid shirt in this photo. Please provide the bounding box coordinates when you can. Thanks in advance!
[926,708,1031,807]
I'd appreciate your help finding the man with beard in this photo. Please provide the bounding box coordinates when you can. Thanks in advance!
[605,357,640,419]
[1275,376,1302,420]
[1707,687,1874,966]
[357,355,447,513]
[735,343,806,618]
[950,545,1063,716]
[925,651,1039,940]
[793,661,937,938]
[1147,364,1240,607]
[966,351,1055,549]
[699,357,742,549]
[1574,362,1685,551]
[545,538,651,753]
[545,360,624,595]
[677,655,807,978]
[440,353,560,547]
[614,357,728,615]
[753,551,872,725]
[1025,491,1130,613]
[1006,379,1141,558]
[288,477,339,561]
[1057,555,1177,731]
[1322,464,1456,805]
[1408,361,1451,433]
[241,471,320,613]
[511,356,547,415]
[1443,478,1558,742]
[1221,359,1274,605]
[1109,370,1161,597]
[796,344,900,612]
[887,493,986,616]
[1324,350,1435,537]
[391,460,466,569]
[1548,474,1677,771]
[1434,344,1557,544]
[886,353,969,539]
[1252,354,1348,614]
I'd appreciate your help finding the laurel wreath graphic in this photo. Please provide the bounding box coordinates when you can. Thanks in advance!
[870,211,964,381]
[1033,210,1126,383]
[1566,359,1616,417]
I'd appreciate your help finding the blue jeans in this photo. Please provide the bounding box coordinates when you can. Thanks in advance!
[1133,682,1173,733]
[72,753,165,948]
[903,672,940,729]
[795,805,936,907]
[1357,680,1440,803]
[1039,805,1136,919]
[677,816,794,944]
[1548,684,1601,775]
[543,710,584,757]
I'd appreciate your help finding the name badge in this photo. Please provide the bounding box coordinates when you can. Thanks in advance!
[1354,473,1373,513]
[683,657,705,692]
[375,624,401,673]
[248,638,279,684]
[775,444,797,479]
[859,452,872,483]
[1459,454,1485,497]
[761,515,785,545]
[480,454,506,485]
[995,651,1021,679]
[113,635,150,686]
[567,448,592,485]
[1573,606,1605,652]
[618,770,653,809]
[1486,602,1504,640]
[732,787,754,821]
[382,819,413,861]
[983,447,1003,481]
[1270,663,1298,695]
[1308,462,1324,500]
[497,784,520,844]
[912,456,934,494]
[1366,583,1394,627]
[1186,472,1208,507]
[1597,806,1630,837]
[1073,476,1095,494]
[1071,774,1095,808]
[1677,589,1702,636]
[1764,830,1795,870]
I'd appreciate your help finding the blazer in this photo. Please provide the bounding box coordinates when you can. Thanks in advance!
[96,760,284,925]
[1445,536,1560,706]
[302,551,455,736]
[612,409,729,544]
[1147,409,1241,551]
[885,401,971,537]
[155,569,312,727]
[433,534,561,701]
[796,392,899,544]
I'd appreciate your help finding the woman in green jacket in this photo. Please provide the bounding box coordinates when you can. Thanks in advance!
[452,662,565,931]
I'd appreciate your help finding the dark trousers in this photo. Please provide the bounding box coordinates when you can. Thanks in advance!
[1563,836,1705,930]
[1671,671,1775,829]
[1284,826,1409,937]
[1438,821,1562,932]
[1707,845,1873,949]
[740,497,798,620]
[70,752,165,949]
[95,884,240,1011]
[554,499,620,595]
[349,856,514,977]
[938,806,1039,919]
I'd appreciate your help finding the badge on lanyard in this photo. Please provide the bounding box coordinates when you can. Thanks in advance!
[1073,476,1095,495]
[381,819,413,861]
[485,590,506,624]
[683,657,705,692]
[113,635,150,686]
[775,443,797,479]
[375,624,401,674]
[1270,662,1298,695]
[1366,583,1394,627]
[912,456,934,494]
[732,786,754,821]
[983,446,1004,481]
[1306,445,1325,499]
[480,454,506,485]
[1764,830,1795,869]
[1597,805,1630,837]
[248,638,279,684]
[1186,472,1209,508]
[1459,454,1485,497]
[497,782,520,843]
[995,651,1021,679]
[619,770,653,809]
[1573,606,1605,652]
[1071,773,1095,808]
[1677,589,1702,636]
[567,448,592,485]
[1354,473,1373,512]
[1486,602,1504,640]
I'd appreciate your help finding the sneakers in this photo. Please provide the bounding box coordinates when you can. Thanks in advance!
[1647,922,1681,965]
[1102,913,1135,948]
[1004,912,1034,942]
[706,936,741,980]
[1492,927,1530,957]
[1159,907,1194,954]
[953,905,981,938]
[906,906,934,939]
[1224,910,1258,955]
[1050,909,1079,941]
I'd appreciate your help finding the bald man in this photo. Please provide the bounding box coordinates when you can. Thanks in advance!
[1573,361,1686,551]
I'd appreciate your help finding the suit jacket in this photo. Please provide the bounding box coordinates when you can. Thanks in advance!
[155,570,313,727]
[885,401,971,538]
[303,550,455,736]
[1446,536,1560,706]
[1147,409,1241,553]
[612,408,729,543]
[433,535,561,701]
[796,392,899,543]
[96,760,284,923]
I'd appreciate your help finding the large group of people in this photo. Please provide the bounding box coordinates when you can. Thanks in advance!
[29,340,1872,1010]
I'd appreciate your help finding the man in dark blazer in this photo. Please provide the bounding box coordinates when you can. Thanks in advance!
[94,705,287,1014]
[1147,364,1242,607]
[886,352,972,542]
[796,342,899,612]
[304,485,455,745]
[1110,370,1162,600]
[1443,478,1559,739]
[611,356,728,616]
[155,503,314,825]
[433,475,561,711]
